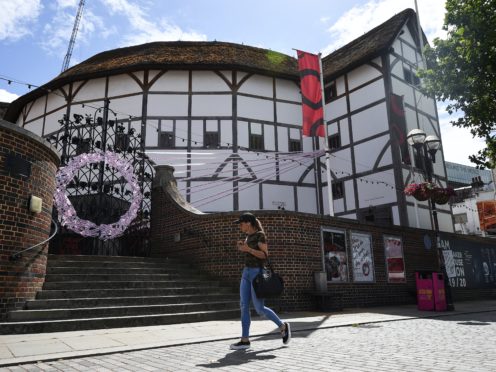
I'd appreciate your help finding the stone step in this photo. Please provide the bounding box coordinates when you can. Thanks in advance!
[45,267,194,275]
[42,280,223,290]
[26,294,239,309]
[44,273,203,282]
[36,286,234,299]
[9,301,240,321]
[47,254,172,263]
[47,259,186,269]
[0,309,240,334]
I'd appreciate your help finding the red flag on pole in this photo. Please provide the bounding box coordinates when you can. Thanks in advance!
[296,50,325,137]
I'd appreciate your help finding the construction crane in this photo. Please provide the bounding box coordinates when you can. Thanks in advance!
[61,0,85,72]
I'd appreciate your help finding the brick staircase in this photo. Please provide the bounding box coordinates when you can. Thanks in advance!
[0,254,240,334]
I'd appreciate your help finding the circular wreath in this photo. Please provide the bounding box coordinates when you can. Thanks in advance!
[54,151,143,240]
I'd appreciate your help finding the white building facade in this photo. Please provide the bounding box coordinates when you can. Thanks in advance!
[4,8,454,232]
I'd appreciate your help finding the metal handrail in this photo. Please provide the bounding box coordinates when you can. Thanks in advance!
[9,218,58,261]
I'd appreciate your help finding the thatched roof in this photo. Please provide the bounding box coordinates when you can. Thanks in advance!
[5,9,416,122]
[322,8,417,79]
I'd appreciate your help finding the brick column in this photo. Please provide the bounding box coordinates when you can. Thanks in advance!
[0,120,60,319]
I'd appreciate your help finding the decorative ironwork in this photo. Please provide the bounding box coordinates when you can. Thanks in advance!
[47,100,154,256]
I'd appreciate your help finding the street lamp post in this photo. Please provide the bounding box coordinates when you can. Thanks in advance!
[407,129,455,311]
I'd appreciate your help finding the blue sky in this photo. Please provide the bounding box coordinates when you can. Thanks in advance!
[0,0,483,165]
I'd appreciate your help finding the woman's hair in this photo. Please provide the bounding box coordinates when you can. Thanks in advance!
[254,218,264,232]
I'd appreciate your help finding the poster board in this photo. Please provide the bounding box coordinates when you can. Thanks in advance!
[350,232,375,282]
[384,235,406,283]
[321,228,349,283]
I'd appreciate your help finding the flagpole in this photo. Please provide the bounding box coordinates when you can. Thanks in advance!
[319,53,334,216]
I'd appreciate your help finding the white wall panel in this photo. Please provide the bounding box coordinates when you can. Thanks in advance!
[297,186,317,213]
[345,179,355,210]
[43,110,65,135]
[191,95,232,116]
[108,74,142,96]
[391,77,414,106]
[402,43,417,64]
[174,120,188,146]
[23,119,43,137]
[405,107,418,132]
[354,135,390,173]
[191,120,203,148]
[238,74,273,98]
[148,94,188,116]
[336,76,346,95]
[392,39,402,54]
[108,95,142,117]
[238,96,273,121]
[276,101,300,125]
[331,148,353,175]
[220,120,232,146]
[416,92,437,117]
[237,121,249,148]
[275,79,299,101]
[263,184,294,211]
[438,212,454,232]
[349,79,385,112]
[25,97,46,122]
[351,102,388,142]
[390,57,403,78]
[46,92,66,114]
[149,71,189,92]
[400,26,416,46]
[392,206,400,226]
[333,197,345,213]
[339,119,350,146]
[73,78,106,101]
[357,170,396,208]
[191,180,233,212]
[264,124,275,151]
[239,183,260,210]
[326,96,347,121]
[407,205,432,230]
[192,71,230,91]
[145,120,158,147]
[277,127,288,152]
[348,64,382,91]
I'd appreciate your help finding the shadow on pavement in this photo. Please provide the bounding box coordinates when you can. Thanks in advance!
[196,346,284,368]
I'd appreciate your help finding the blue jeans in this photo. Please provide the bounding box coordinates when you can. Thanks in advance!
[240,266,283,338]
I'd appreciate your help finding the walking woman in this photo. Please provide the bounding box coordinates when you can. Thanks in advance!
[230,212,291,350]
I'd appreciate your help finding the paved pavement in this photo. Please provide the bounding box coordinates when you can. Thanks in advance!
[0,300,495,371]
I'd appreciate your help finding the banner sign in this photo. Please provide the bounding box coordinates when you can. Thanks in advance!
[438,234,496,289]
[296,50,325,137]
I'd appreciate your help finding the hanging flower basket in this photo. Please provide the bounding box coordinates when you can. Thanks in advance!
[404,182,435,201]
[431,187,455,205]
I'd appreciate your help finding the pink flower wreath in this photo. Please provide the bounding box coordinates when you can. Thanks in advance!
[54,151,143,240]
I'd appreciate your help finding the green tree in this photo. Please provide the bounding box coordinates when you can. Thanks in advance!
[419,0,496,168]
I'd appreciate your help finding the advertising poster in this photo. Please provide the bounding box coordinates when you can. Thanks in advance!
[321,228,349,282]
[351,232,375,282]
[438,234,496,289]
[384,235,406,283]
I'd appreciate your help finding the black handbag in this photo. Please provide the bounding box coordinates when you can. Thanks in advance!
[252,253,284,299]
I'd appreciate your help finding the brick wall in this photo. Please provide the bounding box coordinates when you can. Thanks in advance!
[150,166,494,312]
[0,120,60,319]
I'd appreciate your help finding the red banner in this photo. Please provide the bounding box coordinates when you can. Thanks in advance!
[297,50,325,137]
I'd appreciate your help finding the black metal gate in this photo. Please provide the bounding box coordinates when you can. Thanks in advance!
[47,99,154,256]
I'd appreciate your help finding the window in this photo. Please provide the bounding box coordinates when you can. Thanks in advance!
[249,133,264,151]
[159,132,175,149]
[332,181,344,199]
[289,139,301,152]
[328,134,341,150]
[204,132,219,148]
[403,67,420,86]
[324,82,337,104]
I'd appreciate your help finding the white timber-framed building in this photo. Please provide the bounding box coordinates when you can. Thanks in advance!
[4,8,454,232]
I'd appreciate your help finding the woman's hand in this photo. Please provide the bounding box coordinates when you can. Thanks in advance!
[237,240,249,253]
